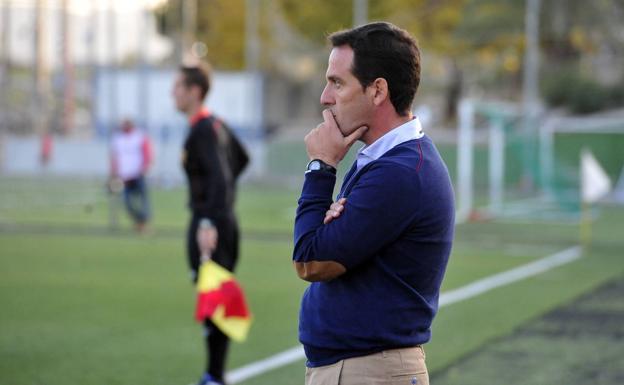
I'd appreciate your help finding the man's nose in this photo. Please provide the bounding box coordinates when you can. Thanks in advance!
[320,85,333,106]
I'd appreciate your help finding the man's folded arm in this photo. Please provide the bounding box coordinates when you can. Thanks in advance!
[293,164,416,279]
[293,260,347,282]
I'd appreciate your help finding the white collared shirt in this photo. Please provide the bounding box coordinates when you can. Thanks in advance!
[356,117,424,172]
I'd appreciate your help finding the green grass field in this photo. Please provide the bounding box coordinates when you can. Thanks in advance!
[432,277,624,385]
[1,177,623,385]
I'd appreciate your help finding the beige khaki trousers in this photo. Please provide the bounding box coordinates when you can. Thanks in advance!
[305,346,428,385]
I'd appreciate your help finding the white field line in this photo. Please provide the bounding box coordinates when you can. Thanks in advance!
[225,245,583,384]
[226,346,305,384]
[438,246,582,307]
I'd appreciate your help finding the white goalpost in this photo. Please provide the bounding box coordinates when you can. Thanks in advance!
[455,99,624,224]
[540,114,624,200]
[456,98,523,223]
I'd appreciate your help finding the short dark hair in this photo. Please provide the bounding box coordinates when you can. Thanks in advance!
[329,22,420,116]
[179,63,211,100]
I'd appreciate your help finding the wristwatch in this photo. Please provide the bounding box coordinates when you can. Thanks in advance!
[306,159,337,175]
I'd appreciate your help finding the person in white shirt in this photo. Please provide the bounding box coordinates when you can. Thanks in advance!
[110,119,153,233]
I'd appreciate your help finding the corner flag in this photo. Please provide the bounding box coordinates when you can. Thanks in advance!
[196,260,252,342]
[579,148,612,247]
[613,166,624,204]
[581,148,611,203]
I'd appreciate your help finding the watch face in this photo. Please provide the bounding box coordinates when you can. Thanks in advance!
[309,160,321,171]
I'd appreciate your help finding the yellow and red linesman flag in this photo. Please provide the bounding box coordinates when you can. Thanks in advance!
[195,260,252,342]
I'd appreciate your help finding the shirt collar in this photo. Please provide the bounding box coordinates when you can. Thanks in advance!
[356,117,424,170]
[189,107,211,126]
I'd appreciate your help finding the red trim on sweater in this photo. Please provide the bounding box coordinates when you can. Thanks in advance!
[415,142,424,172]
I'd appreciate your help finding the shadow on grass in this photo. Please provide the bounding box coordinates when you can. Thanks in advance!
[431,277,624,385]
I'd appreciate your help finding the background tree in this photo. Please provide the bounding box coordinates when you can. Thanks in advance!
[155,0,248,69]
[154,0,624,116]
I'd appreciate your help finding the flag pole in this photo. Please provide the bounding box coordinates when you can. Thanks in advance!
[580,201,591,250]
[579,148,612,251]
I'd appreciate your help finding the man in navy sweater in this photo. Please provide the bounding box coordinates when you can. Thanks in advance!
[293,22,455,385]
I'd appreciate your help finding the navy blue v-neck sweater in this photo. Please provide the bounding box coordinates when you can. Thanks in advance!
[293,135,455,367]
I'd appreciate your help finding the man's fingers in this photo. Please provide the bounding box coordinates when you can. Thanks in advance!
[324,198,347,224]
[323,211,339,224]
[323,209,338,224]
[304,127,318,143]
[344,125,368,146]
[329,202,343,212]
[329,198,347,213]
[321,109,338,129]
[326,205,342,219]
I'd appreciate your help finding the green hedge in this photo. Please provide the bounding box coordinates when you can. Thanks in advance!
[543,71,623,114]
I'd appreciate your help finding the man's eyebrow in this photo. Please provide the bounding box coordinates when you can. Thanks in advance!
[327,75,342,83]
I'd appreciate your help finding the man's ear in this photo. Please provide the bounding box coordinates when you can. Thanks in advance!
[190,85,202,102]
[370,78,389,106]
